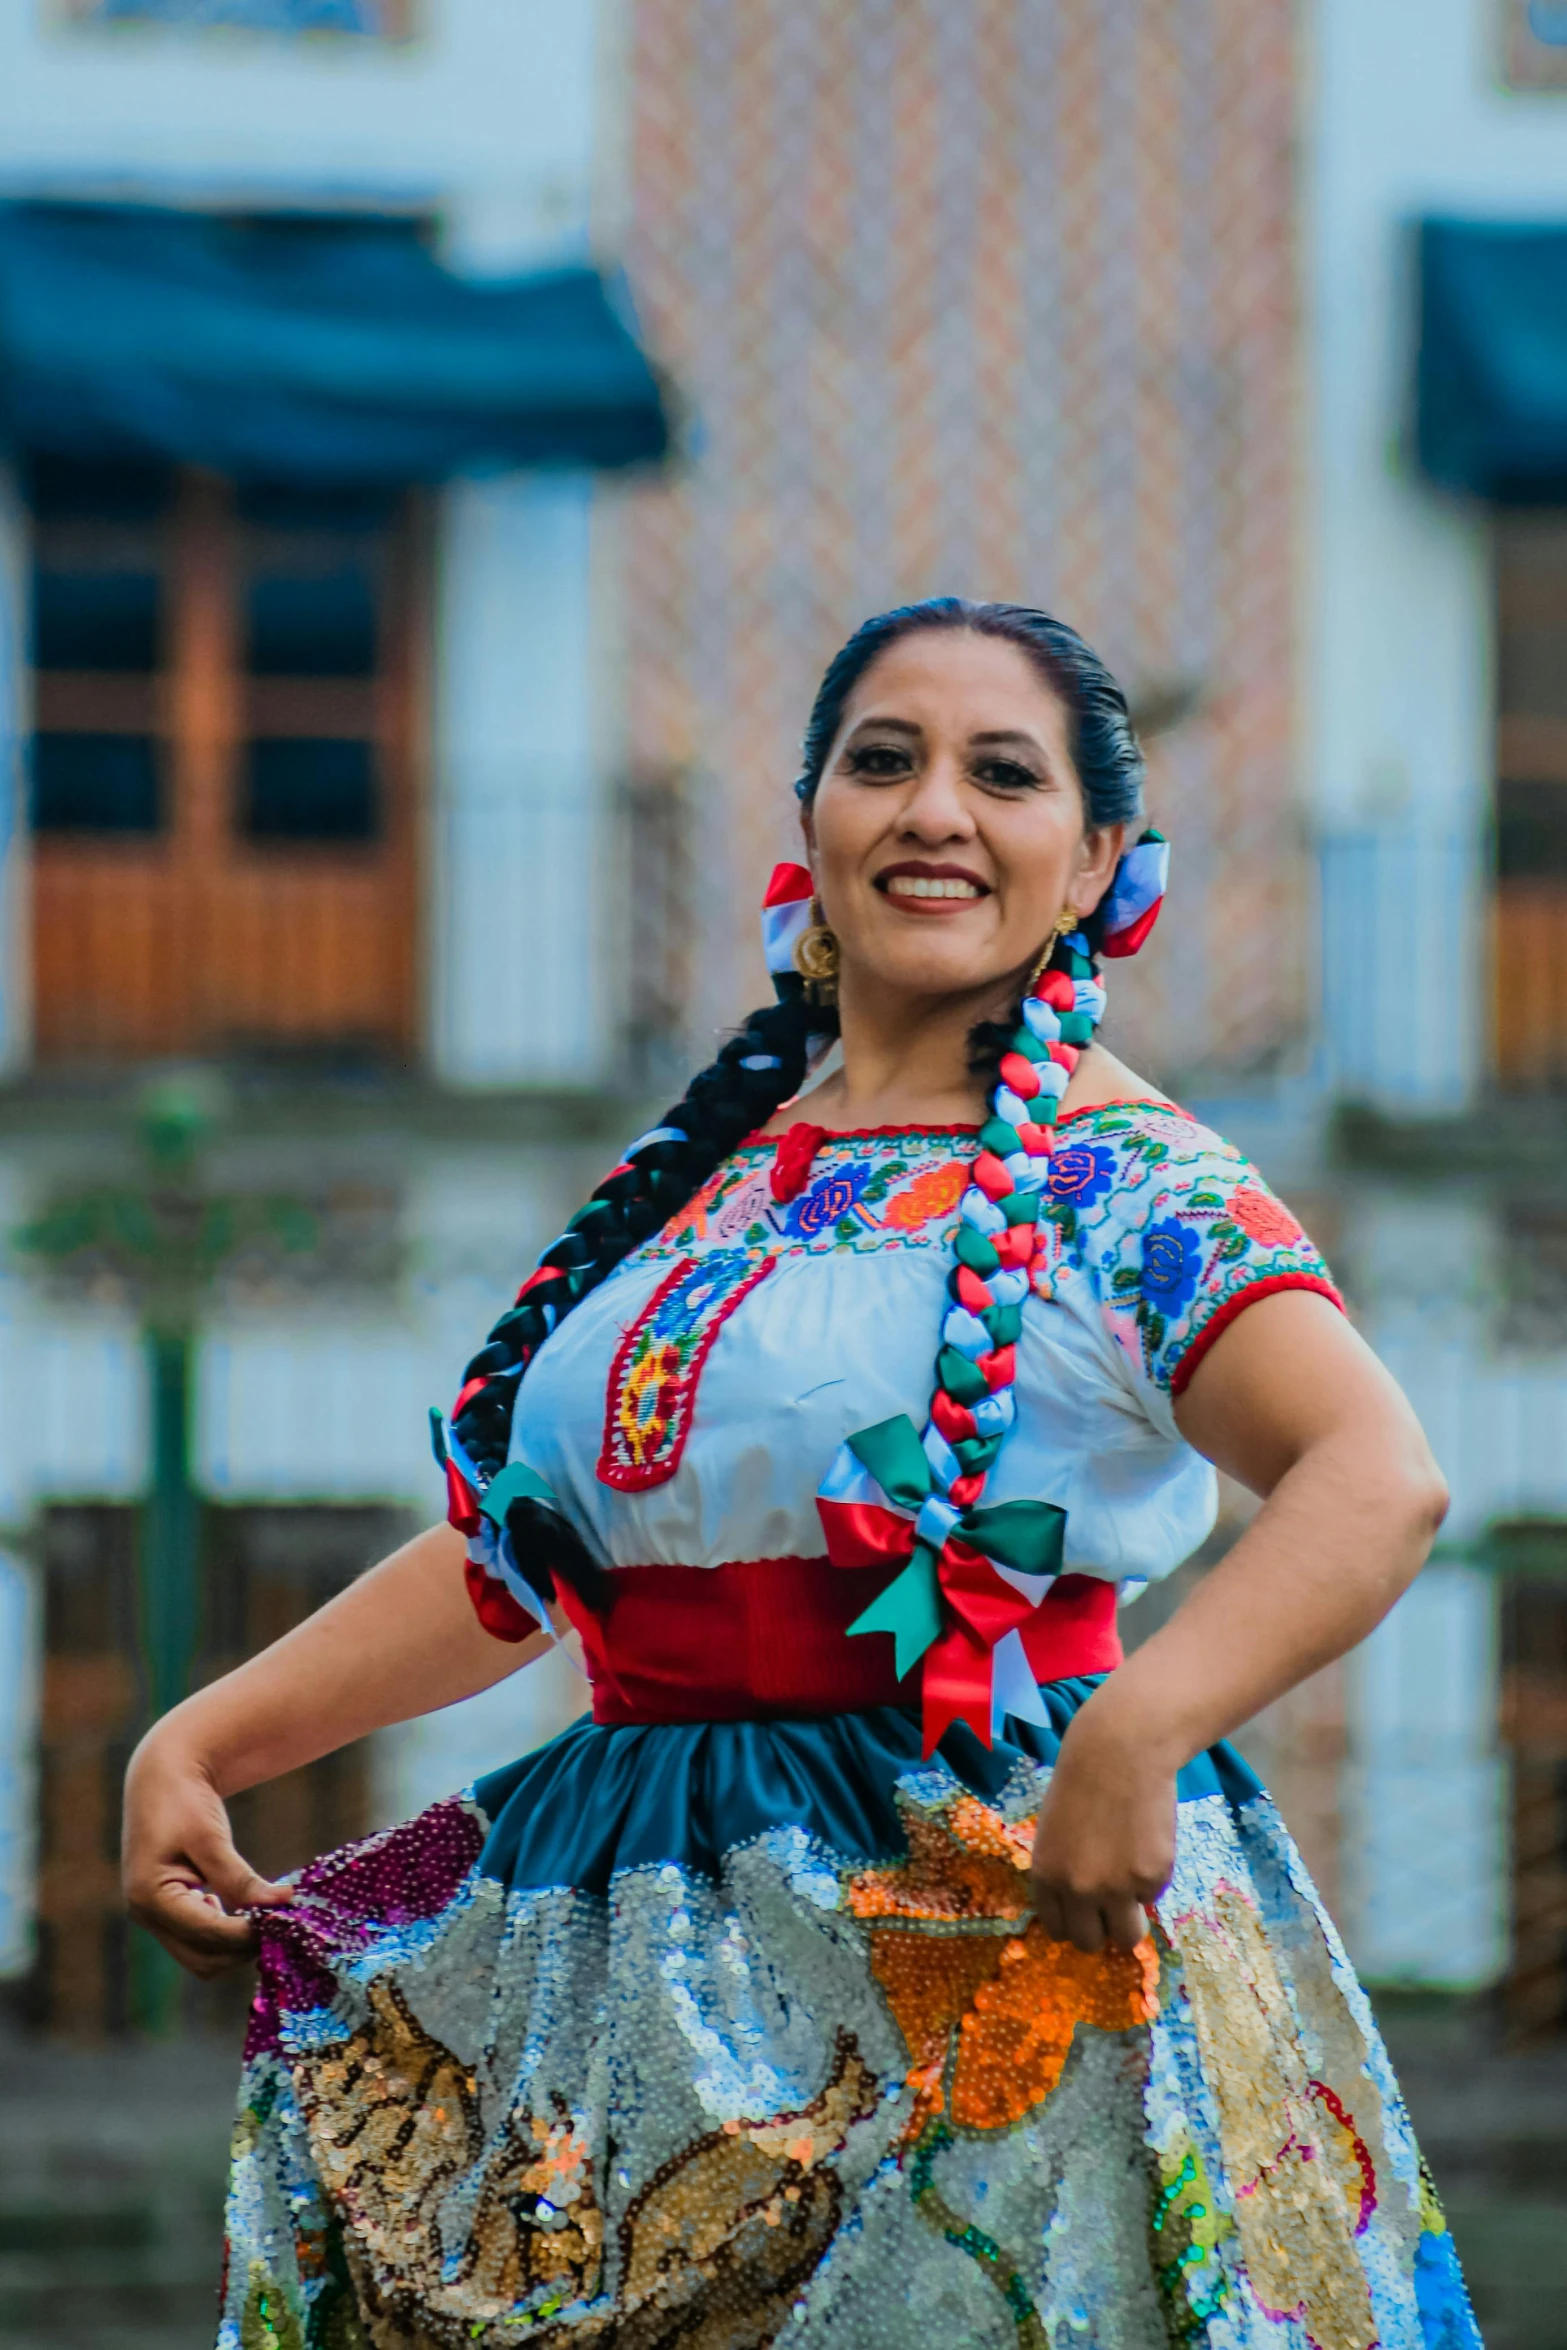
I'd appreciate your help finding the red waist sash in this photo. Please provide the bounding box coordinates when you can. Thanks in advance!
[552,1556,1122,1727]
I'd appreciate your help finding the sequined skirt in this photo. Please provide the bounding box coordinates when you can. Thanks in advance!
[220,1682,1480,2350]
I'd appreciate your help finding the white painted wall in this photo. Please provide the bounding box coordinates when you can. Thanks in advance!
[0,1,599,254]
[431,474,610,1085]
[0,1153,146,1514]
[1306,0,1567,1110]
[1352,1188,1567,1541]
[1342,1563,1507,1989]
[194,1146,563,1499]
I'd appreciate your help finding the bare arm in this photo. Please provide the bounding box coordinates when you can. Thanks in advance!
[1029,1290,1448,1952]
[123,1522,551,1975]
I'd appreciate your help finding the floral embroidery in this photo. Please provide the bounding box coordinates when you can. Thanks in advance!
[1045,1140,1116,1208]
[1140,1218,1204,1313]
[1038,1103,1340,1392]
[598,1139,984,1478]
[1229,1186,1304,1248]
[784,1160,875,1240]
[599,1249,777,1491]
[709,1170,776,1242]
[634,1131,979,1263]
[622,1108,1338,1419]
[880,1158,969,1229]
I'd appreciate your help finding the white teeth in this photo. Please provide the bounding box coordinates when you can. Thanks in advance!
[885,875,982,900]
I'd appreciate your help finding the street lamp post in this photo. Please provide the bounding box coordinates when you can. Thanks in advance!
[15,1074,321,2030]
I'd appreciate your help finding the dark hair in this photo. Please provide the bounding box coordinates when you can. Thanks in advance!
[452,598,1143,1605]
[795,596,1145,869]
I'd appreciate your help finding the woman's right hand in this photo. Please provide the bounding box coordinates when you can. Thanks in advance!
[122,1729,294,1978]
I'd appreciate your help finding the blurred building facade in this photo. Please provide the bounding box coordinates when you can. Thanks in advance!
[0,0,654,2029]
[0,0,1564,2043]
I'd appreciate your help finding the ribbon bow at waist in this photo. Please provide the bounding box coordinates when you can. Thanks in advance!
[816,1413,1067,1754]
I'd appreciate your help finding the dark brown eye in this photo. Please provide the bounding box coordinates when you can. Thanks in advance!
[844,742,914,778]
[974,757,1040,793]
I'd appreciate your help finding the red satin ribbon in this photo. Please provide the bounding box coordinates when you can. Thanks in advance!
[820,1498,1044,1750]
[919,1537,1042,1750]
[817,1497,912,1570]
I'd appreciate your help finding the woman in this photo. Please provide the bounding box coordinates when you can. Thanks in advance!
[125,600,1479,2350]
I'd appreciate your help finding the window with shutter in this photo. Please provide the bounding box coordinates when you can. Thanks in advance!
[1493,512,1567,1089]
[27,460,424,1065]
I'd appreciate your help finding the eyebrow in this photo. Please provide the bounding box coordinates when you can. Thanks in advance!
[841,717,1053,765]
[844,718,1045,752]
[968,729,1047,757]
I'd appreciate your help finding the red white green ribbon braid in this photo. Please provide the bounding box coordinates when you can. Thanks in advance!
[812,825,1168,1753]
[816,937,1105,1751]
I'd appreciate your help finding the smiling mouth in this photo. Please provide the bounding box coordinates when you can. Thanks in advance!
[876,866,990,903]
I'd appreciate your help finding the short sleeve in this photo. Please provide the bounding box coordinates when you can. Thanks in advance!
[1039,1106,1342,1415]
[464,1532,543,1643]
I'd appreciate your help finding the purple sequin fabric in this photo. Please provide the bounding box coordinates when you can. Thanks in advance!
[219,1762,1480,2350]
[244,1796,485,2060]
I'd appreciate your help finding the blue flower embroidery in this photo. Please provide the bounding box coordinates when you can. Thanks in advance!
[786,1161,874,1240]
[1047,1142,1116,1208]
[1141,1217,1203,1313]
[653,1247,757,1337]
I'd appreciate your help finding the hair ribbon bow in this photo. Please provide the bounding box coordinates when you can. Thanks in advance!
[817,1413,1066,1753]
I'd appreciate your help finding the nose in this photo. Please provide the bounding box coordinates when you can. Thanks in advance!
[895,750,977,843]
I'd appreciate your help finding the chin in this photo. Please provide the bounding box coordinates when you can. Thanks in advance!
[862,942,1013,1000]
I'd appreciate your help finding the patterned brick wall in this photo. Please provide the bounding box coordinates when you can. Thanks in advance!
[622,0,1304,1084]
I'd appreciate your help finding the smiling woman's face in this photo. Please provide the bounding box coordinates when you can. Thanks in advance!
[803,628,1125,1010]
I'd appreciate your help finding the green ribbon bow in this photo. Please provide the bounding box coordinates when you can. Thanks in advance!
[833,1414,1067,1679]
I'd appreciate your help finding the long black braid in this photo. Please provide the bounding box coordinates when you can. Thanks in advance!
[450,980,839,1603]
[451,596,1143,1605]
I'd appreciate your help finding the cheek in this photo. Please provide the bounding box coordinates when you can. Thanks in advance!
[988,810,1080,912]
[808,782,884,878]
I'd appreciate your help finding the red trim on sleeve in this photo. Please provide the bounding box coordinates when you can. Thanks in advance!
[1168,1273,1345,1398]
[462,1552,541,1644]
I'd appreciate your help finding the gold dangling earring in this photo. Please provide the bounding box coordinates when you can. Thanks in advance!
[1028,906,1079,993]
[793,898,841,1005]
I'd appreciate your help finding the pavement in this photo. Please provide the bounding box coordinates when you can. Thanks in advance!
[0,1995,1563,2348]
[0,2023,234,2350]
[1376,1994,1567,2350]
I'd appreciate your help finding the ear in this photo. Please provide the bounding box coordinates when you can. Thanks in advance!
[799,798,820,870]
[1068,820,1127,918]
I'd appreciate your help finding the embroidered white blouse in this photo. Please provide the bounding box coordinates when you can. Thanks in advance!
[508,1100,1338,1591]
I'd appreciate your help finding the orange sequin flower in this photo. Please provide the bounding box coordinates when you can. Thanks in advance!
[847,1791,1159,2137]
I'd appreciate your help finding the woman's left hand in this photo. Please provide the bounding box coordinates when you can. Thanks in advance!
[1028,1707,1175,1953]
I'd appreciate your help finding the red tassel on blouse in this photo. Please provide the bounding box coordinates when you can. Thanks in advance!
[770,1123,829,1203]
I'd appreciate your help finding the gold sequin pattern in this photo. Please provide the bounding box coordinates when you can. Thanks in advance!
[1169,1883,1378,2350]
[216,1774,1478,2349]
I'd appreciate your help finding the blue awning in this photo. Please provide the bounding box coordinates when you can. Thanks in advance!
[1418,218,1567,504]
[0,203,670,486]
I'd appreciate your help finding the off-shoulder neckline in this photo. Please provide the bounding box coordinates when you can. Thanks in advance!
[736,1098,1193,1150]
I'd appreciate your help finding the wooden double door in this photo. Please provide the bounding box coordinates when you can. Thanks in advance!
[28,463,424,1065]
[26,1501,407,2038]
